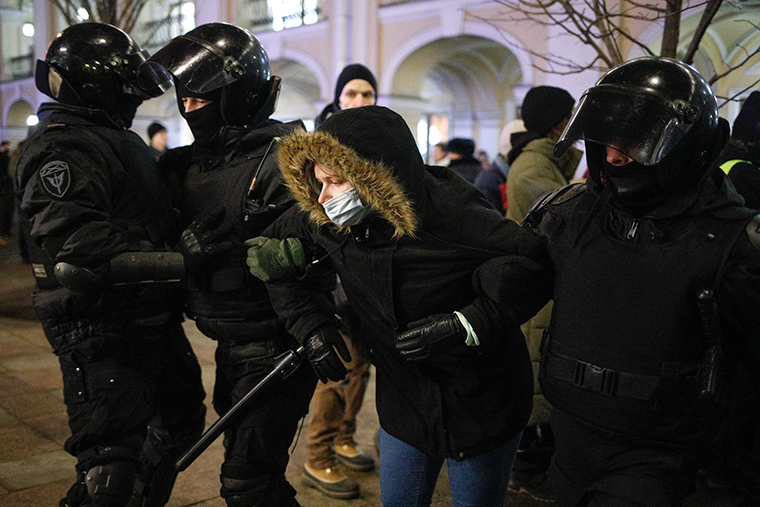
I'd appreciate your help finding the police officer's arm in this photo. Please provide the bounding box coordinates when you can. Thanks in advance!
[718,218,760,367]
[397,181,554,359]
[21,145,183,292]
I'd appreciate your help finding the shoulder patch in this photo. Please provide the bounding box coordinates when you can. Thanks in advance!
[747,214,760,253]
[39,160,71,198]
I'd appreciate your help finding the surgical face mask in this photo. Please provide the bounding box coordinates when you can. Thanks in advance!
[322,187,370,226]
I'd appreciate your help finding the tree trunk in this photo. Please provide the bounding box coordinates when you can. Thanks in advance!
[661,0,682,58]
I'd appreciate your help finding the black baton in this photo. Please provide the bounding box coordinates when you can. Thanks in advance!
[696,288,722,401]
[175,346,306,471]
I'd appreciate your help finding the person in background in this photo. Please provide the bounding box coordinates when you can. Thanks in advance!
[474,119,526,216]
[446,137,482,183]
[506,86,581,223]
[150,22,316,507]
[315,63,377,128]
[477,149,491,170]
[147,121,168,160]
[432,141,450,166]
[505,86,581,504]
[246,105,551,507]
[526,56,760,507]
[16,23,206,507]
[718,90,760,209]
[0,140,13,243]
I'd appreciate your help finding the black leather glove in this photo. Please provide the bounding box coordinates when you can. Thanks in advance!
[303,326,352,383]
[177,205,234,271]
[396,313,467,361]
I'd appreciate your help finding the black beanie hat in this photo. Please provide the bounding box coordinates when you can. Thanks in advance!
[732,91,760,141]
[334,64,377,105]
[148,122,166,140]
[521,86,575,136]
[446,138,476,156]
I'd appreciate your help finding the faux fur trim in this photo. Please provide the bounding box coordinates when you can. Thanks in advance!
[278,129,417,238]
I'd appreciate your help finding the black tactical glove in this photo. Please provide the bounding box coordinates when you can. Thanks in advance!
[396,313,467,361]
[303,326,352,383]
[177,205,234,271]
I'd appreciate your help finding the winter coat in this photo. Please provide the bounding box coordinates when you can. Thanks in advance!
[264,106,552,459]
[474,156,509,215]
[448,155,482,184]
[16,102,184,349]
[506,137,581,223]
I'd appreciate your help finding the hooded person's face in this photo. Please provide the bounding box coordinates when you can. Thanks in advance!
[314,163,353,203]
[182,97,213,113]
[338,79,375,110]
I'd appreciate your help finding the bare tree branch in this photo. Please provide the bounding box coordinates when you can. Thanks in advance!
[682,0,723,63]
[48,0,151,34]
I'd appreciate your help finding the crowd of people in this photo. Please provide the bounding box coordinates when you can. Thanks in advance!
[5,18,759,507]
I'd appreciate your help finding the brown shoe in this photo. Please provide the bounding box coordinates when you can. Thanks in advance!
[302,463,360,499]
[336,442,376,472]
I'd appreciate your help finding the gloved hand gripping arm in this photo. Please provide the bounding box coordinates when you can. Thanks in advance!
[245,236,306,282]
[177,205,234,272]
[395,312,478,361]
[304,325,352,383]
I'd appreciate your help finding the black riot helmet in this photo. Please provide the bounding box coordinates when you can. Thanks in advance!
[555,56,729,193]
[35,23,172,128]
[150,23,280,127]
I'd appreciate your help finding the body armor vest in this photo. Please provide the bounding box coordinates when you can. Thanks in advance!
[180,124,297,323]
[538,187,746,446]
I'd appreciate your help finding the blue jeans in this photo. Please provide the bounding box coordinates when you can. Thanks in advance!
[379,428,521,507]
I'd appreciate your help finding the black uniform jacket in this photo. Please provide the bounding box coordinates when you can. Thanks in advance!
[160,120,302,330]
[264,106,552,459]
[527,174,760,446]
[16,102,183,345]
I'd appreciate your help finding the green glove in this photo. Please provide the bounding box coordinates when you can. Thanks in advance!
[245,236,306,282]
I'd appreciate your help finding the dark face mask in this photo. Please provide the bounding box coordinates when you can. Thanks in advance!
[183,100,225,145]
[111,94,143,129]
[603,160,660,196]
[603,160,670,214]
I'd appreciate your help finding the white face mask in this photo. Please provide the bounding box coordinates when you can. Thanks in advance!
[322,187,370,226]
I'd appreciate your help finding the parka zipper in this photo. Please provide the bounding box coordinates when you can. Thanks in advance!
[626,219,639,241]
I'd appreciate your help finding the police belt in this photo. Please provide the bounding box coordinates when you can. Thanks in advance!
[543,346,697,400]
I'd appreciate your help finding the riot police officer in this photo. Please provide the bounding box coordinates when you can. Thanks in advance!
[16,23,206,507]
[524,57,760,506]
[149,23,317,507]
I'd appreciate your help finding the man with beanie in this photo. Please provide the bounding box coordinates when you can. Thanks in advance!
[718,91,760,209]
[147,121,168,159]
[315,63,377,128]
[303,62,378,500]
[446,137,482,183]
[505,86,581,503]
[474,120,526,215]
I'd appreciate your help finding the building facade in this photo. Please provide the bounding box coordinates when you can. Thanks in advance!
[1,0,759,170]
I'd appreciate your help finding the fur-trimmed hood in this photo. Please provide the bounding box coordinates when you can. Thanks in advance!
[278,106,421,237]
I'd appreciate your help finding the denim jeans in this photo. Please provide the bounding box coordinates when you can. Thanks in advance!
[379,427,522,507]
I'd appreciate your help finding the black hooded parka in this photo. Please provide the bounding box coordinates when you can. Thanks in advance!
[264,106,552,459]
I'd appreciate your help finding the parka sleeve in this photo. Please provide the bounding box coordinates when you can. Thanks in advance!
[261,206,337,343]
[717,226,760,368]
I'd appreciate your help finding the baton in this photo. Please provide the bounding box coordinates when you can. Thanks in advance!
[175,346,306,471]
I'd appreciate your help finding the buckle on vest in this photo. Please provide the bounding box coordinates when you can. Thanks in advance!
[574,361,617,396]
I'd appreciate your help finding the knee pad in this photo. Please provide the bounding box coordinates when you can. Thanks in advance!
[84,461,138,507]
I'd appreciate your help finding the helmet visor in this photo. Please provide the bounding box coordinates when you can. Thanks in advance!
[148,35,243,95]
[555,85,699,165]
[115,50,173,99]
